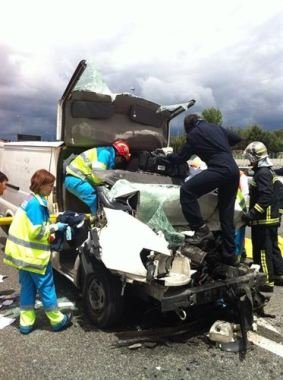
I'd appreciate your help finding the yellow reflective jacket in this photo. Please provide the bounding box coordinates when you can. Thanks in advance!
[65,147,116,185]
[4,194,52,275]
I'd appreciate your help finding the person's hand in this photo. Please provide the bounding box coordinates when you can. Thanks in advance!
[50,223,68,233]
[56,222,68,231]
[241,212,253,224]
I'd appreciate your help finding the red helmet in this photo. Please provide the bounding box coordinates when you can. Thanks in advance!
[112,139,131,161]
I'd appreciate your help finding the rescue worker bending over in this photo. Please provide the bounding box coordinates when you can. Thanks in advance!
[243,142,283,292]
[64,139,131,214]
[167,114,241,267]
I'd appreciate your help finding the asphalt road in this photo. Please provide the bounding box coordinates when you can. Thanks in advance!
[0,230,283,380]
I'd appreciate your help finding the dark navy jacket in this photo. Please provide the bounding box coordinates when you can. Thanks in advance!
[169,120,241,175]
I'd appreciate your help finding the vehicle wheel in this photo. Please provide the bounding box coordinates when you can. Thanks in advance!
[84,263,124,328]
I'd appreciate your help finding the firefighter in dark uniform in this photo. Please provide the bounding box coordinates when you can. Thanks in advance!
[167,114,241,266]
[243,141,283,292]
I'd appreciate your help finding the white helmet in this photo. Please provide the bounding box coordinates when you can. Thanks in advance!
[243,141,268,164]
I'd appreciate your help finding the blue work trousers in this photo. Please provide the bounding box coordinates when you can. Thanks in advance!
[64,176,97,214]
[19,263,59,311]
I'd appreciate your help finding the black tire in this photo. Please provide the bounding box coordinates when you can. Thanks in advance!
[83,263,124,328]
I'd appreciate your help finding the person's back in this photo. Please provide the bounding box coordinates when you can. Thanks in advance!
[64,140,131,214]
[171,118,240,173]
[168,113,241,267]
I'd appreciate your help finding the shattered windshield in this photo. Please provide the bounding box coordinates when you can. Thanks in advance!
[73,62,112,95]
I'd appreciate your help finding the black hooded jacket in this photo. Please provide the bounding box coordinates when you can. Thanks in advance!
[168,120,241,176]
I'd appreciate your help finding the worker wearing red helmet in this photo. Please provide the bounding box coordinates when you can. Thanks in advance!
[64,139,131,214]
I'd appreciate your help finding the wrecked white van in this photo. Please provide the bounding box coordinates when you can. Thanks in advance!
[0,60,266,328]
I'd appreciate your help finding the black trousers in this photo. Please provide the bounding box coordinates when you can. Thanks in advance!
[251,225,283,284]
[180,168,239,256]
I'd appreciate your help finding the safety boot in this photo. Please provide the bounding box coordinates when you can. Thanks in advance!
[186,224,213,246]
[222,255,240,267]
[52,312,73,332]
[270,274,283,286]
[258,284,274,293]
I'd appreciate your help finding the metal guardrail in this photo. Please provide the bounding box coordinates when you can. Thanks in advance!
[234,158,283,168]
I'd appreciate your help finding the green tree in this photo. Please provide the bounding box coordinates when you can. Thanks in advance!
[202,108,223,125]
[170,134,186,153]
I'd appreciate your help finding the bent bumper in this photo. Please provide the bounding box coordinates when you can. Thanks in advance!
[160,272,267,312]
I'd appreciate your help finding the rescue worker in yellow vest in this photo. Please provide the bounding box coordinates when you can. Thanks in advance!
[4,169,72,334]
[64,140,131,214]
[243,142,283,292]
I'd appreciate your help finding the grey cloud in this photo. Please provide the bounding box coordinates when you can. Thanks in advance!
[104,11,283,130]
[0,10,283,142]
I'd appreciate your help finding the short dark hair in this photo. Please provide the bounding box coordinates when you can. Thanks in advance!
[0,171,8,183]
[184,113,202,134]
[30,169,55,193]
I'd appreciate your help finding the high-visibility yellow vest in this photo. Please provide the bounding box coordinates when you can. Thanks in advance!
[4,195,51,275]
[66,148,106,185]
[236,188,247,212]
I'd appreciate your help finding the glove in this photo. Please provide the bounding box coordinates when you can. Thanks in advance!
[151,148,166,157]
[241,211,253,224]
[50,223,68,233]
[56,222,68,231]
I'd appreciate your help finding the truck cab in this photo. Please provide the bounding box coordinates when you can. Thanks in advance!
[0,60,266,329]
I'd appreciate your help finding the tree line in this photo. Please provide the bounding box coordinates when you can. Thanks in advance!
[171,107,283,156]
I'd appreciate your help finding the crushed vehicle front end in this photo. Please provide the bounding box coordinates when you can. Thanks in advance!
[54,60,268,328]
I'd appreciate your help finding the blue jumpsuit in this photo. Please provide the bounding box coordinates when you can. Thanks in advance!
[64,147,116,214]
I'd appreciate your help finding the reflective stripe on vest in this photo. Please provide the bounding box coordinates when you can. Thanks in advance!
[236,189,247,212]
[4,203,51,275]
[7,234,50,251]
[66,148,102,184]
[3,254,47,272]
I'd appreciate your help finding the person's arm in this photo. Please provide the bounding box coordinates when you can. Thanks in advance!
[25,201,52,241]
[250,170,273,216]
[167,141,194,164]
[274,167,283,176]
[222,127,242,146]
[92,150,111,170]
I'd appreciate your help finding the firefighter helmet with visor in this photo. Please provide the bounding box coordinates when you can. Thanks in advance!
[243,141,268,164]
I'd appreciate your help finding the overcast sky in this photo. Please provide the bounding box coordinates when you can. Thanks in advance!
[0,0,283,140]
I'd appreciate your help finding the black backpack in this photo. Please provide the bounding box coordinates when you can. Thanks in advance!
[138,150,189,178]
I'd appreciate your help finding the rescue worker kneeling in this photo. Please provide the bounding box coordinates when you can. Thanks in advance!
[4,169,72,334]
[64,139,131,214]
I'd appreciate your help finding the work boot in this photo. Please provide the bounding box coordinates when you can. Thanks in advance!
[270,274,283,286]
[222,254,240,267]
[186,224,213,246]
[19,324,35,335]
[258,284,274,293]
[52,312,73,332]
